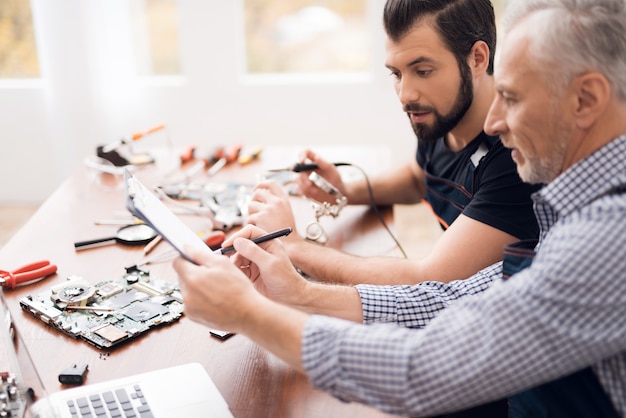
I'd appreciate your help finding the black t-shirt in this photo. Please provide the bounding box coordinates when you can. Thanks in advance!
[416,131,540,240]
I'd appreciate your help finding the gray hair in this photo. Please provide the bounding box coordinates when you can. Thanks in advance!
[501,0,626,101]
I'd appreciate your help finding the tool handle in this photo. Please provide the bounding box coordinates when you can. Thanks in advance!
[224,144,243,162]
[14,264,57,287]
[292,163,320,172]
[13,260,50,274]
[1,261,57,289]
[293,162,351,172]
[74,236,116,249]
[131,124,166,140]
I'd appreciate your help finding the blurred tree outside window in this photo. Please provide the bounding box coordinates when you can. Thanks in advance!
[243,0,370,74]
[133,0,181,76]
[0,0,39,78]
[0,0,510,81]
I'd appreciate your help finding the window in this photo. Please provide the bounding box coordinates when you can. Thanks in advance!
[0,0,39,78]
[243,0,370,75]
[131,0,181,76]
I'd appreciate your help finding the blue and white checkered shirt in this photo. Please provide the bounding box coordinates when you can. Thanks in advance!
[302,134,626,416]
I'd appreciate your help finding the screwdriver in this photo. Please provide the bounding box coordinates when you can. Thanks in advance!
[238,147,263,165]
[268,162,350,173]
[179,145,197,164]
[207,144,242,176]
[203,146,225,169]
[102,124,166,153]
[180,146,224,181]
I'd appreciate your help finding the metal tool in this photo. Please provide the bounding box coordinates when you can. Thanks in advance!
[180,144,197,164]
[207,144,242,176]
[102,124,166,153]
[203,146,225,170]
[0,260,57,289]
[267,162,350,173]
[125,249,179,273]
[238,147,263,165]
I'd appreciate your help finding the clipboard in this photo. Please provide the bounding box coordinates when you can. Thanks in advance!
[124,169,207,263]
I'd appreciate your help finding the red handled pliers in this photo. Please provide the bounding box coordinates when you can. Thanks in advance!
[0,260,57,289]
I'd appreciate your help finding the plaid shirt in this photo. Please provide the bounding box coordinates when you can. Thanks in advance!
[302,134,626,416]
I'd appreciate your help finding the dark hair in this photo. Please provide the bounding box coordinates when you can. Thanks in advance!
[383,0,496,75]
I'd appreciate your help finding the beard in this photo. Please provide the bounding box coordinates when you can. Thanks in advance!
[513,99,570,185]
[404,60,474,142]
[517,127,569,185]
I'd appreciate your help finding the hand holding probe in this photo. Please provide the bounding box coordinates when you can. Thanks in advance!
[215,227,292,255]
[268,162,350,173]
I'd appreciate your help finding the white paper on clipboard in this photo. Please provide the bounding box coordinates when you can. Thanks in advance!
[124,168,207,263]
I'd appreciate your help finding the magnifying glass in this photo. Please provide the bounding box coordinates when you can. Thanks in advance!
[74,224,158,250]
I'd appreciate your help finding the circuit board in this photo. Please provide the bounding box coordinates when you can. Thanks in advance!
[19,270,184,349]
[0,371,28,417]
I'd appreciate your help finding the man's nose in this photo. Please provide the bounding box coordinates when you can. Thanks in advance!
[396,78,421,106]
[484,96,506,136]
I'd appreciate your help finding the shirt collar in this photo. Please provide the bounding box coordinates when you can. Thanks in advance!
[534,133,626,218]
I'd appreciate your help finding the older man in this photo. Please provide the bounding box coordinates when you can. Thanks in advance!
[174,0,626,415]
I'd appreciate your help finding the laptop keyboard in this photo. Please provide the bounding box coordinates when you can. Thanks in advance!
[65,384,153,418]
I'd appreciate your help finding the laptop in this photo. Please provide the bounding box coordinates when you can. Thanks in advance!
[1,290,234,418]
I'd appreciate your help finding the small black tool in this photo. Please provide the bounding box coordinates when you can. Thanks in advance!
[268,162,350,173]
[59,364,89,385]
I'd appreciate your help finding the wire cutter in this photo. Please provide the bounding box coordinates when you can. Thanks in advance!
[0,260,57,289]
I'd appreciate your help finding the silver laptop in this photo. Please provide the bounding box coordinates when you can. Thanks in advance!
[1,290,233,418]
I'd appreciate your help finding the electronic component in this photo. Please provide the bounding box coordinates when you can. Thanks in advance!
[1,372,28,417]
[19,273,184,349]
[209,330,234,340]
[58,364,89,385]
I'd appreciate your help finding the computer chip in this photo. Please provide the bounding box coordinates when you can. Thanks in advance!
[94,325,128,344]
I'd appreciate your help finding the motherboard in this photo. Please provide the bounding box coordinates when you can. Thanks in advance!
[19,270,183,349]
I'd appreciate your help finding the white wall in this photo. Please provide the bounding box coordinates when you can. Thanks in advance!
[0,0,414,203]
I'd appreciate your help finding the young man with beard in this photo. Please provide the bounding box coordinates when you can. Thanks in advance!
[246,0,541,286]
[174,0,626,415]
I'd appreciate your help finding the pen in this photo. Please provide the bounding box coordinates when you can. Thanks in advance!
[214,227,292,255]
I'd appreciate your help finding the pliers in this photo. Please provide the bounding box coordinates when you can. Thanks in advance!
[0,260,57,289]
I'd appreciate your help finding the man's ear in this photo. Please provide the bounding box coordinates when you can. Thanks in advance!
[468,41,490,76]
[573,72,610,129]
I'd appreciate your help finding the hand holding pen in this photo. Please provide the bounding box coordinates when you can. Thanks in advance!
[214,227,292,255]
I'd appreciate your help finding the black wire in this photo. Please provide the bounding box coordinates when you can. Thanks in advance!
[339,163,408,259]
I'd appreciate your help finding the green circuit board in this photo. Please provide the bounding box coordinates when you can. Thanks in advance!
[19,270,183,349]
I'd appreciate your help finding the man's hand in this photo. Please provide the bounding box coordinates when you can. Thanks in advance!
[172,245,261,332]
[224,225,309,304]
[296,149,348,203]
[247,180,301,246]
[173,225,310,332]
[173,225,311,370]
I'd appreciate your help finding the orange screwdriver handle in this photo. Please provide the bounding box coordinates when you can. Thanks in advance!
[131,124,166,141]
